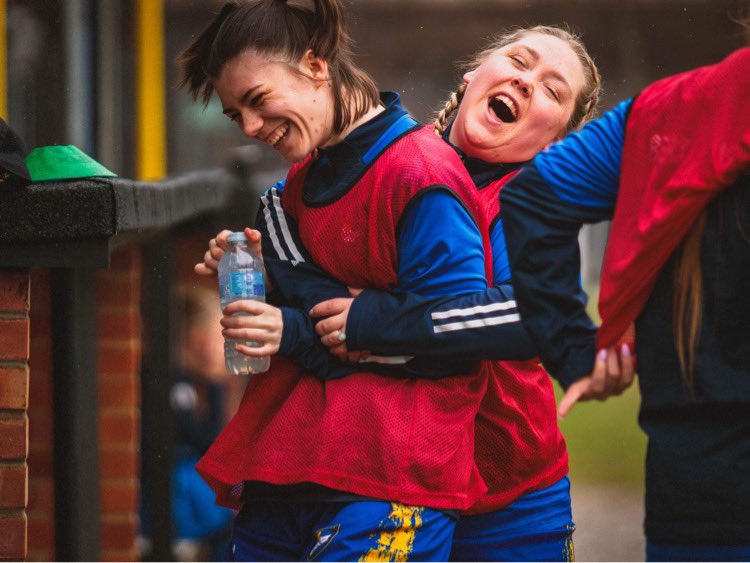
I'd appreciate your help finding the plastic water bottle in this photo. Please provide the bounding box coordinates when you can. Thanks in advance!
[218,232,270,375]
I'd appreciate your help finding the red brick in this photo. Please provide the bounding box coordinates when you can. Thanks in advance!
[26,517,53,553]
[0,463,27,508]
[101,481,137,514]
[99,374,138,409]
[28,374,53,410]
[100,448,138,480]
[0,511,27,559]
[102,519,137,550]
[0,318,29,361]
[0,365,28,410]
[0,270,30,313]
[27,479,53,514]
[29,311,51,339]
[28,411,53,445]
[0,416,27,460]
[97,346,140,376]
[97,311,139,341]
[27,449,54,479]
[99,411,138,444]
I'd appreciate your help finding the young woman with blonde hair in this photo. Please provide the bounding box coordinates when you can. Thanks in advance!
[500,47,750,561]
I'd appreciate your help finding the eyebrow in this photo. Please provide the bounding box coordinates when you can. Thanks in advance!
[222,85,263,115]
[517,45,572,94]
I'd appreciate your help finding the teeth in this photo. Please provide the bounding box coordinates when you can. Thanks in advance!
[269,123,289,147]
[494,94,518,118]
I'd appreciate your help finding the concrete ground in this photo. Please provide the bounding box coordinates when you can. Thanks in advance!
[570,483,645,562]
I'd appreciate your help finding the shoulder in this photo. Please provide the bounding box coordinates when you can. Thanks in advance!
[384,126,471,186]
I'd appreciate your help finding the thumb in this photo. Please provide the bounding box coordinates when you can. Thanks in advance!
[348,287,364,297]
[558,381,586,419]
[245,227,263,254]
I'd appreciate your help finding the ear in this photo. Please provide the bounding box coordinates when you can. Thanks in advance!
[300,49,331,83]
[462,69,477,85]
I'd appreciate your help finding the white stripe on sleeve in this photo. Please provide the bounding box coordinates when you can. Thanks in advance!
[433,313,521,334]
[270,189,305,265]
[359,355,414,365]
[260,192,289,262]
[431,300,517,321]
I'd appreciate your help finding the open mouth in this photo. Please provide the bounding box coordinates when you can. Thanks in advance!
[268,123,289,147]
[489,94,518,123]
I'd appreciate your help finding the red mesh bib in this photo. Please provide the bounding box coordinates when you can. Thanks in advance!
[198,126,492,510]
[469,173,568,514]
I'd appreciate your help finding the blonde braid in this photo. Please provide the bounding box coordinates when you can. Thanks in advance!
[575,51,602,128]
[434,82,467,136]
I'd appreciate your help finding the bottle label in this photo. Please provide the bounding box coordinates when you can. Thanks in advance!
[219,270,264,301]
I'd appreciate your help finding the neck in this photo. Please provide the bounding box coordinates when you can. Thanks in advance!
[322,101,385,147]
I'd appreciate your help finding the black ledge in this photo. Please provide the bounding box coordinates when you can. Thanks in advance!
[0,169,241,268]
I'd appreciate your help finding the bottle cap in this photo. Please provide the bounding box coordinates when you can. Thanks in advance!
[227,232,248,243]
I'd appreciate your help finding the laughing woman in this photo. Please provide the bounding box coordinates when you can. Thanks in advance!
[500,47,750,561]
[181,0,500,560]
[199,25,618,561]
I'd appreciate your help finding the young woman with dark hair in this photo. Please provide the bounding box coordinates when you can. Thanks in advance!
[181,1,500,559]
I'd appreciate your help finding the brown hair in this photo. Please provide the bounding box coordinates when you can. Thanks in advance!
[177,0,379,136]
[434,25,601,137]
[673,214,706,389]
[673,183,750,389]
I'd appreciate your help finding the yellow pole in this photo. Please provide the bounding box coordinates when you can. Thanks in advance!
[136,0,166,180]
[0,0,7,119]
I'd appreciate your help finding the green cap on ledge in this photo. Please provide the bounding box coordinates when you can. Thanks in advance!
[26,145,117,182]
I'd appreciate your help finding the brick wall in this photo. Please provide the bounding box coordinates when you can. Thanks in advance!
[27,268,54,562]
[21,246,143,562]
[95,247,142,562]
[0,269,30,561]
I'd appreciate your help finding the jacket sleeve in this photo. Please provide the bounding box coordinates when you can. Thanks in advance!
[499,100,631,388]
[345,283,536,360]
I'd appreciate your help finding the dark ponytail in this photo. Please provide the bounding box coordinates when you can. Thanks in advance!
[178,0,379,135]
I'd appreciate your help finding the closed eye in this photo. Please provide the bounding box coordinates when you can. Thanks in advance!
[249,93,265,107]
[546,85,560,102]
[510,55,527,69]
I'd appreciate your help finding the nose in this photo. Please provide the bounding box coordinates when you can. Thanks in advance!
[511,76,532,98]
[240,110,264,138]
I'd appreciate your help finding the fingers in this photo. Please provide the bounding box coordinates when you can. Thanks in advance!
[315,312,346,338]
[222,299,274,317]
[346,351,362,363]
[244,227,262,255]
[588,349,608,396]
[194,262,217,277]
[309,298,349,318]
[235,342,278,357]
[604,345,622,396]
[329,344,349,361]
[617,343,636,394]
[558,379,588,418]
[320,329,346,347]
[348,288,364,297]
[222,328,270,342]
[215,230,233,250]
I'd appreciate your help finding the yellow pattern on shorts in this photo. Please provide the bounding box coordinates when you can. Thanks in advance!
[358,503,424,562]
